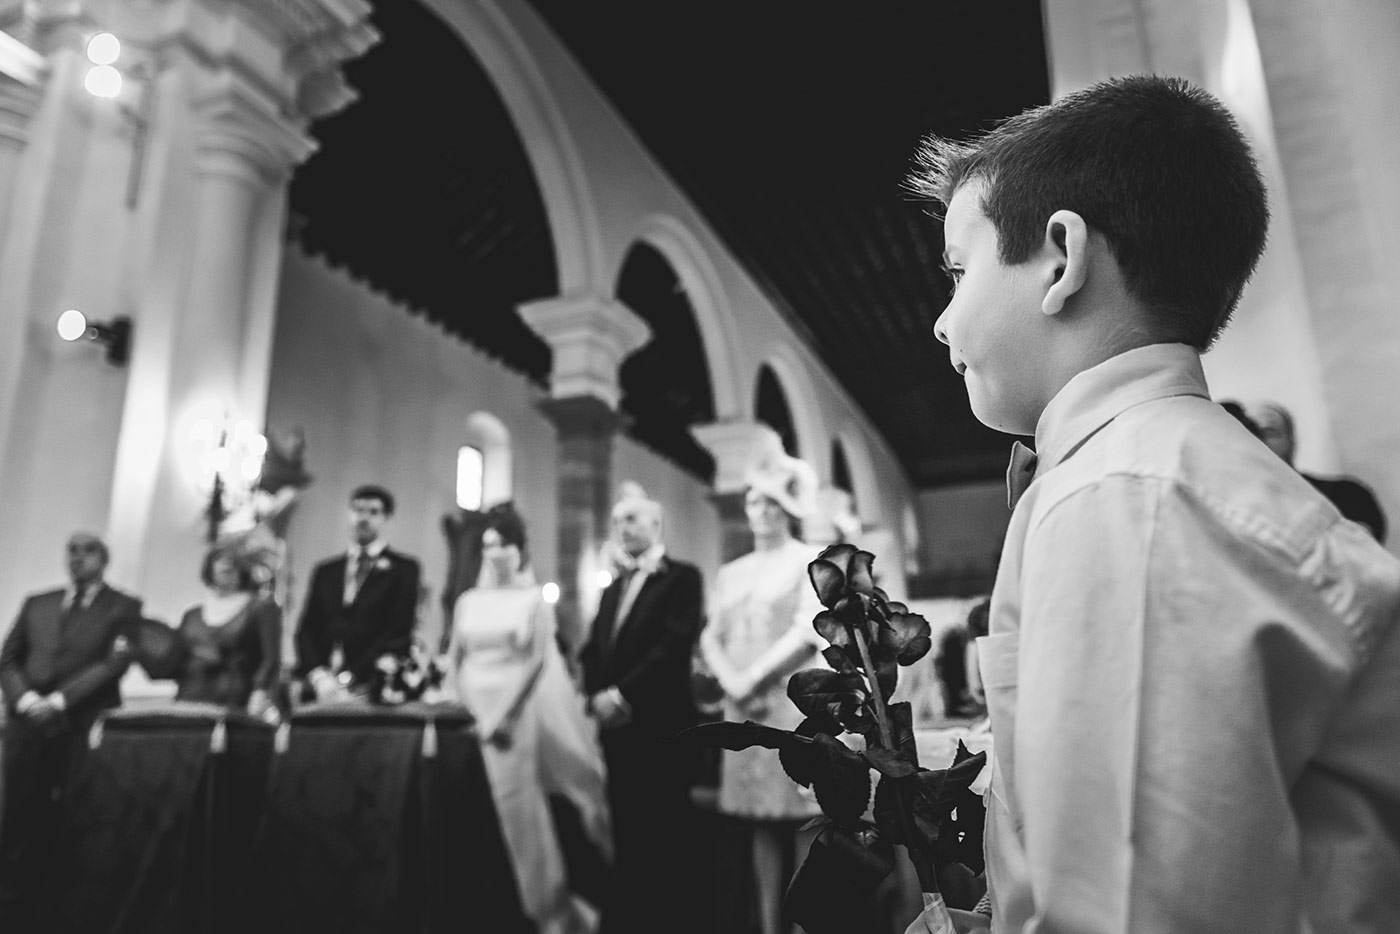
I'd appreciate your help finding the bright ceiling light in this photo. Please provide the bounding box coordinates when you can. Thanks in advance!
[84,65,122,99]
[56,309,88,342]
[542,582,560,605]
[86,33,121,66]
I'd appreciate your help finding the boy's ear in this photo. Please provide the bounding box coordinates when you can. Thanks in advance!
[1041,209,1089,317]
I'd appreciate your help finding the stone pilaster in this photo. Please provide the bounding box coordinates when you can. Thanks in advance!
[520,294,650,644]
[518,294,652,410]
[538,395,622,653]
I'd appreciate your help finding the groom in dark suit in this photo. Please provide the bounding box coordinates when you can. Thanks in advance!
[581,483,704,934]
[0,532,141,919]
[294,485,421,699]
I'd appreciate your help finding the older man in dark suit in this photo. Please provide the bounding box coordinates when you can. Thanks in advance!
[294,484,422,699]
[0,532,141,917]
[580,483,704,934]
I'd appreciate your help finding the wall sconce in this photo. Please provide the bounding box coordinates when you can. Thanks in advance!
[82,31,154,208]
[192,416,267,542]
[56,308,132,366]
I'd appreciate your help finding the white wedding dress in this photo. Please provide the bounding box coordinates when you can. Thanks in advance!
[452,580,611,934]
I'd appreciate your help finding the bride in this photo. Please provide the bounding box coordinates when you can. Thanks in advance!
[450,502,611,934]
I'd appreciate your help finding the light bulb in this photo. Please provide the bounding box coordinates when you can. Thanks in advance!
[542,582,560,605]
[247,434,268,457]
[595,570,613,590]
[56,309,87,342]
[84,65,122,99]
[210,448,231,475]
[241,455,263,482]
[86,33,121,66]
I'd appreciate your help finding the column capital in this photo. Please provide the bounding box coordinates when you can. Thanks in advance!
[193,78,316,184]
[690,420,781,494]
[518,294,651,410]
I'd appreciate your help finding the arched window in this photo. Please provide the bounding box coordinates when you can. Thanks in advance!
[463,411,512,507]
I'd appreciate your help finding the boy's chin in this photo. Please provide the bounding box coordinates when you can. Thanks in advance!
[968,392,1036,437]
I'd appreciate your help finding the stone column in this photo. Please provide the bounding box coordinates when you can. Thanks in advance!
[691,420,782,563]
[519,294,651,649]
[0,32,44,476]
[0,0,376,623]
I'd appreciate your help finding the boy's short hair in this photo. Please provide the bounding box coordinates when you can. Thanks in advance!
[908,75,1269,349]
[350,484,395,515]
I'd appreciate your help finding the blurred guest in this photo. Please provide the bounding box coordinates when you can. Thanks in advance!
[935,597,990,721]
[581,483,703,934]
[0,533,140,919]
[294,484,421,700]
[699,442,825,934]
[452,502,610,934]
[173,542,282,720]
[1246,401,1388,542]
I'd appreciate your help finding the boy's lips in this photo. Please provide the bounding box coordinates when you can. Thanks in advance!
[951,357,967,376]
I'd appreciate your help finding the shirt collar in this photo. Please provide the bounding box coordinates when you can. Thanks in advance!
[64,580,105,610]
[349,538,388,561]
[616,543,666,577]
[1034,343,1211,474]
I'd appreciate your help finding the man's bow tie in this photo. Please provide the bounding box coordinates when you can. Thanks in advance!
[1006,441,1039,510]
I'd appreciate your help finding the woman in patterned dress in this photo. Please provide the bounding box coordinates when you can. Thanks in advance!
[699,444,824,934]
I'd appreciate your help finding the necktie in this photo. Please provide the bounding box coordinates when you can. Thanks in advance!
[1006,441,1039,510]
[353,550,372,591]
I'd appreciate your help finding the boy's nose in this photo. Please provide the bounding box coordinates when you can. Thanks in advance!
[932,309,950,345]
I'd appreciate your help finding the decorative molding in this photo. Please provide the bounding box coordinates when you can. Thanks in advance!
[0,27,45,85]
[518,294,652,410]
[0,72,42,149]
[193,76,316,183]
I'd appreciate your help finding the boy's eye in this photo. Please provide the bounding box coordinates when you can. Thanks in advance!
[944,267,964,292]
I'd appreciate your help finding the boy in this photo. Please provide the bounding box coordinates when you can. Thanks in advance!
[909,75,1400,933]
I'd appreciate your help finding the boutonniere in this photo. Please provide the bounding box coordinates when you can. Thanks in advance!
[375,557,392,572]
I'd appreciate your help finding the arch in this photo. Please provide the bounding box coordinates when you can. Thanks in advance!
[755,364,799,457]
[753,343,825,468]
[464,410,513,507]
[615,242,717,481]
[831,439,854,497]
[834,426,883,527]
[631,213,743,418]
[420,0,608,294]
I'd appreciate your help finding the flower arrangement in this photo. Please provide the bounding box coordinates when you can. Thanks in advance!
[369,638,451,706]
[680,543,987,934]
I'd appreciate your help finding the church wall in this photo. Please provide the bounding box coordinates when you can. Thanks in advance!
[265,247,740,654]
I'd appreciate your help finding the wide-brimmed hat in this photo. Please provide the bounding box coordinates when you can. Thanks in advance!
[744,431,818,520]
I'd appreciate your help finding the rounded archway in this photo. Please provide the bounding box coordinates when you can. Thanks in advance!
[754,364,799,457]
[615,242,717,481]
[633,214,743,419]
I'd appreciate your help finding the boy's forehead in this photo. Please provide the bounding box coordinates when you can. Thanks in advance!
[942,180,989,251]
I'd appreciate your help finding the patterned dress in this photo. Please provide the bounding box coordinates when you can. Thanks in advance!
[708,539,826,820]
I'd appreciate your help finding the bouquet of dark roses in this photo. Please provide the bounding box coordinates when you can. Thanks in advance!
[369,638,450,706]
[679,543,986,934]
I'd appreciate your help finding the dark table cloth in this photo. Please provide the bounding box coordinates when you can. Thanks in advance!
[241,702,531,934]
[43,703,274,934]
[39,701,529,934]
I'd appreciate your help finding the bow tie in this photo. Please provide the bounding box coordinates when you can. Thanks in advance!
[1006,441,1039,510]
[614,549,663,577]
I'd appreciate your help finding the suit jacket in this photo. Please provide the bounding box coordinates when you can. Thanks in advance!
[0,584,141,725]
[580,557,703,742]
[294,548,421,686]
